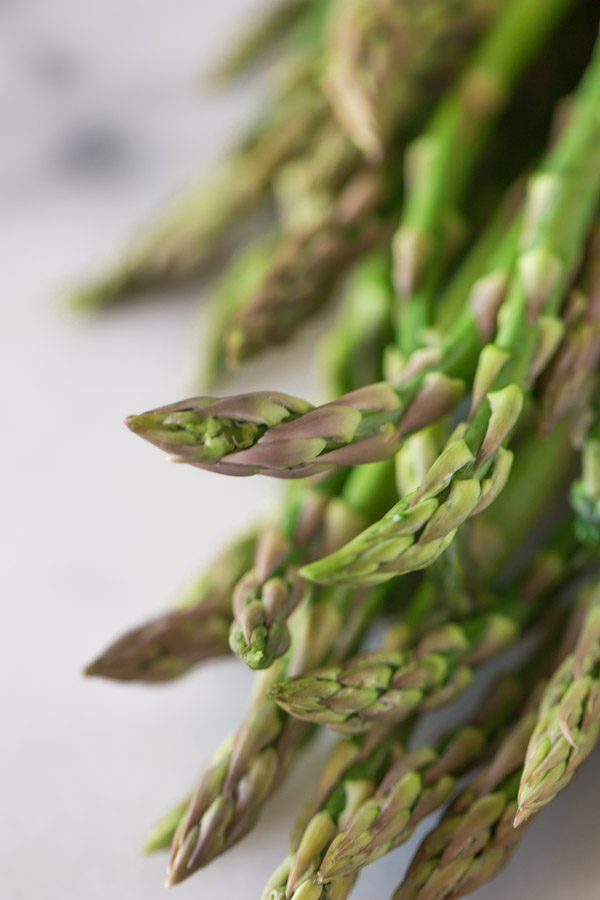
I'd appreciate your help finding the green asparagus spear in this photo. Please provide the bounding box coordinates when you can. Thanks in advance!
[84,532,255,682]
[515,579,600,825]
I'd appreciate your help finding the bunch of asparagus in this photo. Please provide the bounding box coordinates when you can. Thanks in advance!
[85,0,600,897]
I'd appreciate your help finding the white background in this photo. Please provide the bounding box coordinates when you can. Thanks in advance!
[2,1,599,898]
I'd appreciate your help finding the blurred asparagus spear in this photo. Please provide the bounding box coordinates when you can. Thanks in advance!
[84,532,255,682]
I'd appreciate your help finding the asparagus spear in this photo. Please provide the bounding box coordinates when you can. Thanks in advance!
[125,373,466,478]
[302,39,600,585]
[125,213,521,476]
[269,530,574,733]
[263,511,568,899]
[515,579,600,826]
[389,587,598,900]
[84,532,255,683]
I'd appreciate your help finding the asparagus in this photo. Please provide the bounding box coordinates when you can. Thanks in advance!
[302,40,600,586]
[515,579,600,826]
[562,236,600,544]
[125,212,523,476]
[84,532,255,683]
[222,168,391,367]
[125,374,465,478]
[164,582,387,885]
[260,537,487,900]
[269,533,573,733]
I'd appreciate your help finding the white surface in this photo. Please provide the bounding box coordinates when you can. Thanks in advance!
[2,1,599,898]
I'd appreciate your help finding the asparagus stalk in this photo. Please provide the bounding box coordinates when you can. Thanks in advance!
[538,223,600,436]
[571,392,600,546]
[319,253,394,397]
[515,579,600,825]
[125,212,522,476]
[84,532,255,683]
[302,40,600,585]
[270,531,574,733]
[125,374,466,478]
[223,168,391,367]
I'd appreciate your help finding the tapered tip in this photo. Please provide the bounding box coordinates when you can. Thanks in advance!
[512,807,531,828]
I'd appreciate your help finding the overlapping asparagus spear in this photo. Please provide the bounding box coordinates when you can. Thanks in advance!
[261,500,572,900]
[125,210,521,475]
[259,535,484,900]
[515,579,600,825]
[84,532,255,682]
[74,0,504,333]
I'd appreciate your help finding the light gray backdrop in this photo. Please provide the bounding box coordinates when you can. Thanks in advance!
[2,1,598,897]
